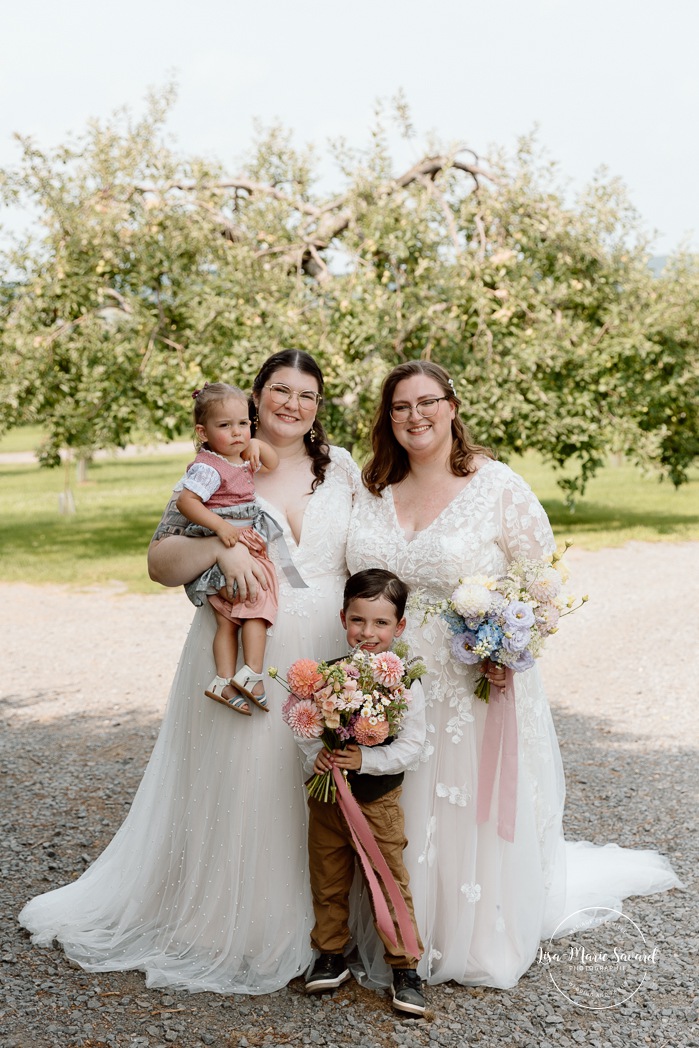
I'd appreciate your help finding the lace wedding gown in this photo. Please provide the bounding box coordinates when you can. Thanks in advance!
[346,460,681,988]
[19,447,359,994]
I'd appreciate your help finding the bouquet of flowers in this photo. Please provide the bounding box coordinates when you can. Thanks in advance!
[428,545,586,702]
[269,642,425,802]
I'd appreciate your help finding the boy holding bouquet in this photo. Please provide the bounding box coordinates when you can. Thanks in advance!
[297,569,427,1016]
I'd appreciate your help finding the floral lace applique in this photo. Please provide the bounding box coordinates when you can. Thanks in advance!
[426,947,443,979]
[436,782,470,806]
[460,883,482,902]
[417,815,437,867]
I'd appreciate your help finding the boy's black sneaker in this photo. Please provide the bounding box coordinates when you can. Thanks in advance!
[391,968,426,1015]
[305,953,351,993]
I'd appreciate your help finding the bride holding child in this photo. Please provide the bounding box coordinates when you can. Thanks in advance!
[19,351,680,999]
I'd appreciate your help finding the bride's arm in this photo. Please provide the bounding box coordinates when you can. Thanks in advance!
[147,535,219,586]
[148,535,266,601]
[498,470,556,562]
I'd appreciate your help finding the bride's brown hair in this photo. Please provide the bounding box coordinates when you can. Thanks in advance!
[362,360,494,496]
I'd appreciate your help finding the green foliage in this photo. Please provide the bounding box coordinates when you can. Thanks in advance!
[1,92,697,496]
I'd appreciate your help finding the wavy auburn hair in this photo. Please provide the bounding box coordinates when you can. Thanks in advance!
[362,360,494,496]
[251,349,331,490]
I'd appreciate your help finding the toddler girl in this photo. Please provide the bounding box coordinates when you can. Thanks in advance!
[176,382,279,715]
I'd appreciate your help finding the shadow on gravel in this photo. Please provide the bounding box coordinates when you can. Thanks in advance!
[1,701,694,1048]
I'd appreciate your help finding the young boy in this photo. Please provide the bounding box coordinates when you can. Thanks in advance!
[297,569,427,1016]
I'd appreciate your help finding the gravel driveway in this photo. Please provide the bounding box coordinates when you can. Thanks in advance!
[1,542,696,1048]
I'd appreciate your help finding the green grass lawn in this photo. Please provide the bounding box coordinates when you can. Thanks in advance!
[0,451,192,592]
[1,448,697,592]
[511,453,699,549]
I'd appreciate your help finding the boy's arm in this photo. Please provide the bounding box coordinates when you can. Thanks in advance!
[176,488,240,548]
[358,679,427,776]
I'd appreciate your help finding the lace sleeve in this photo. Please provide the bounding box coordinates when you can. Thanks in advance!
[328,445,361,496]
[498,467,556,562]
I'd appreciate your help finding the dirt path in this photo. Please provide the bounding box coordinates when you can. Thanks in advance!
[1,542,696,1047]
[3,541,696,751]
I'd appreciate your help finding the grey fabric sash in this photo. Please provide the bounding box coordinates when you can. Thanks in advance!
[178,501,307,607]
[257,509,308,590]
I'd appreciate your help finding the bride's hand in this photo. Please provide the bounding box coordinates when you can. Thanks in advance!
[483,659,506,690]
[217,543,268,603]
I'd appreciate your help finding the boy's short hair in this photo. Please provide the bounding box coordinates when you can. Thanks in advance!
[342,569,409,619]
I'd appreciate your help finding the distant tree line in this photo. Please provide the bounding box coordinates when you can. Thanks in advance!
[1,89,697,497]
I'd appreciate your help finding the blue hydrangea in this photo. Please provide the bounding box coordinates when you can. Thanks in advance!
[476,622,503,655]
[442,609,466,635]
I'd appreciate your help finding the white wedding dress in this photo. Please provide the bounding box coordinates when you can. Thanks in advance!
[346,460,681,988]
[19,447,359,994]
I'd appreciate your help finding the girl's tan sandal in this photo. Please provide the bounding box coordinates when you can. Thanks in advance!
[230,665,269,712]
[205,675,251,715]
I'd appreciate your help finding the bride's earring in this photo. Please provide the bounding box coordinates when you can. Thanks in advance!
[253,410,260,427]
[310,426,317,443]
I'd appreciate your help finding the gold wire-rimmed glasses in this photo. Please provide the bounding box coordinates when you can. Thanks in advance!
[390,396,449,423]
[264,383,322,409]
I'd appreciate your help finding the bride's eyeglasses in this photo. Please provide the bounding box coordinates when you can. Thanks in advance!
[390,396,449,423]
[264,383,322,409]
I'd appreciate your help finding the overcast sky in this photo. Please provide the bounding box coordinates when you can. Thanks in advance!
[1,0,697,255]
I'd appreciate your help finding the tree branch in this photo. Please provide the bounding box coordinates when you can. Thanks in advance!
[135,152,497,282]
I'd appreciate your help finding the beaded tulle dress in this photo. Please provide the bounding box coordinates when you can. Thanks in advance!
[19,447,360,994]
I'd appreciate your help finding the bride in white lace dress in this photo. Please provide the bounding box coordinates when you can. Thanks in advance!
[346,360,681,989]
[19,351,359,994]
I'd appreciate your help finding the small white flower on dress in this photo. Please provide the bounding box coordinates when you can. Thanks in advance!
[425,947,442,979]
[417,816,437,867]
[435,782,469,806]
[460,882,481,902]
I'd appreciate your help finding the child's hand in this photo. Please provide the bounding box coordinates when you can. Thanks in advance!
[242,439,262,471]
[313,745,363,776]
[329,745,362,772]
[313,749,334,776]
[215,522,240,548]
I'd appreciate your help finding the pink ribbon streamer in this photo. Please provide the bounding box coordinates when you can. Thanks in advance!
[332,767,422,960]
[476,668,518,842]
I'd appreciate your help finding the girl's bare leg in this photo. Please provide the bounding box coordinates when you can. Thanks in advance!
[212,610,238,677]
[212,610,249,711]
[240,618,269,697]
